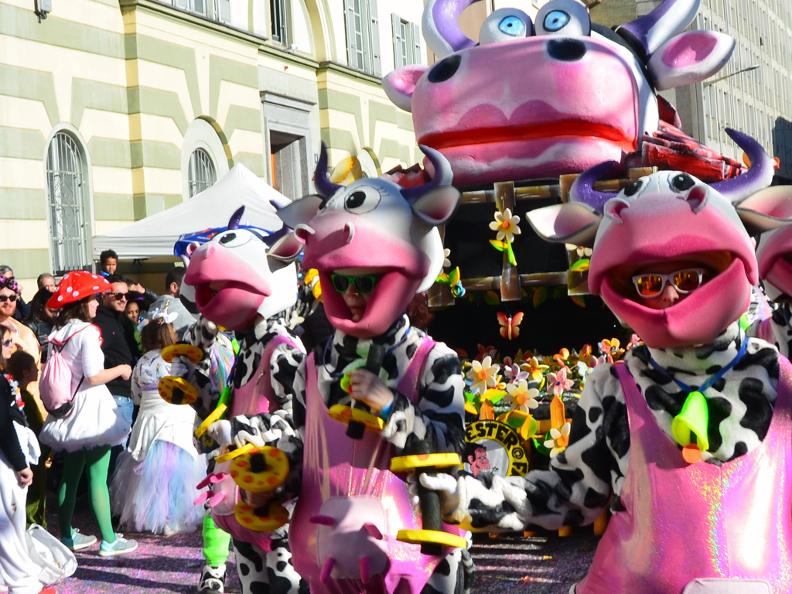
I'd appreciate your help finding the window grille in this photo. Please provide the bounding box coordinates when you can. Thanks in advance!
[46,132,90,274]
[187,148,217,197]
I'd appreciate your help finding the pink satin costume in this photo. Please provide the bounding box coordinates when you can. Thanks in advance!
[576,358,792,593]
[290,337,453,594]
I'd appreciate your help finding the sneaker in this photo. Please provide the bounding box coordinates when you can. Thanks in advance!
[98,535,138,557]
[61,529,97,551]
[198,564,226,593]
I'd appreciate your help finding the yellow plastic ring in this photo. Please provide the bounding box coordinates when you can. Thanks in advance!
[396,529,467,550]
[390,453,463,473]
[194,403,228,438]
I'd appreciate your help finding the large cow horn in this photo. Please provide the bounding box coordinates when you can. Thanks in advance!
[314,143,343,201]
[227,206,245,229]
[401,145,454,203]
[569,161,624,212]
[618,0,699,58]
[423,0,478,58]
[711,129,775,204]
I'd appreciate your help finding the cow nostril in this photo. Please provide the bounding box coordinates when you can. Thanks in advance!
[547,38,586,62]
[427,54,461,83]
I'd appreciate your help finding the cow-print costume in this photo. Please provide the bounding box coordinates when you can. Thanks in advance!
[226,315,472,593]
[750,300,792,358]
[190,315,308,594]
[453,323,780,535]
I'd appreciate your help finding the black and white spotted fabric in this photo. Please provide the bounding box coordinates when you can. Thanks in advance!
[457,323,781,532]
[233,525,308,594]
[750,300,792,358]
[227,315,468,592]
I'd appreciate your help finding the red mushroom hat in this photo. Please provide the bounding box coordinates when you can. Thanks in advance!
[47,271,111,310]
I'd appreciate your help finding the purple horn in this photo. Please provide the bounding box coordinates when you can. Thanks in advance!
[227,206,244,229]
[314,143,343,200]
[401,145,454,203]
[569,161,624,212]
[711,128,774,204]
[423,0,477,58]
[618,0,699,58]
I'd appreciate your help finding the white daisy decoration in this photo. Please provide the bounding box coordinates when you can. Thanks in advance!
[489,208,521,243]
[442,248,452,269]
[466,356,500,395]
[544,422,572,458]
[505,380,539,411]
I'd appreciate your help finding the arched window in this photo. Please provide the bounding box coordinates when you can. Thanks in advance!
[46,131,91,274]
[187,148,217,197]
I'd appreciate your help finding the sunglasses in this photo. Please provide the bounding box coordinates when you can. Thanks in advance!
[632,268,705,299]
[0,294,18,303]
[113,292,128,301]
[330,273,380,295]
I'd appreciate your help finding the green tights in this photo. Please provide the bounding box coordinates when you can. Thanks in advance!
[57,446,116,543]
[202,513,231,566]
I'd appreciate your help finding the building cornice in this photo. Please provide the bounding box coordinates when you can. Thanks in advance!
[316,61,382,85]
[119,0,267,47]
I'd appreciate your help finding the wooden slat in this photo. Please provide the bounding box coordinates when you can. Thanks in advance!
[494,181,521,302]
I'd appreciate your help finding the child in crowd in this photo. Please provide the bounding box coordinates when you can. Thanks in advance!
[111,312,204,535]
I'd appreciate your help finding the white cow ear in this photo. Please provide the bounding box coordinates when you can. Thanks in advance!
[649,31,735,91]
[410,186,461,226]
[525,202,602,247]
[277,194,323,229]
[267,232,303,270]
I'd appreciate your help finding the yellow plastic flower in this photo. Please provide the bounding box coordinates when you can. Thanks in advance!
[521,356,548,382]
[489,208,521,243]
[544,422,572,458]
[506,380,539,412]
[466,355,500,394]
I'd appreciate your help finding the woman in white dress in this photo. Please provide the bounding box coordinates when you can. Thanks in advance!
[111,312,204,535]
[38,271,137,557]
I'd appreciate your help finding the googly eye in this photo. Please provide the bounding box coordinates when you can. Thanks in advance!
[623,180,643,197]
[536,0,591,36]
[479,8,533,45]
[669,173,696,193]
[343,186,381,214]
[215,230,253,248]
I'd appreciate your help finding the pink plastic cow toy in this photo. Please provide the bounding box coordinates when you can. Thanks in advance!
[384,0,736,187]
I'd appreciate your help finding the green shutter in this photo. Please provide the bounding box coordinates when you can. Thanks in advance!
[410,21,421,65]
[369,0,380,76]
[392,13,404,68]
[344,0,358,70]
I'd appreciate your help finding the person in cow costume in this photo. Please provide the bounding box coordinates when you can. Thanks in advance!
[749,188,792,357]
[384,0,741,187]
[208,145,469,593]
[416,130,792,593]
[177,207,308,594]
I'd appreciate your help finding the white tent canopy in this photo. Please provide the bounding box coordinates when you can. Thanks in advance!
[92,164,289,259]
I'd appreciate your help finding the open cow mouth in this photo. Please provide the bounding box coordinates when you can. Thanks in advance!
[419,121,636,153]
[605,251,735,301]
[194,280,264,308]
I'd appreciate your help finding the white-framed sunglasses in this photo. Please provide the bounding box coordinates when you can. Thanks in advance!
[631,268,706,299]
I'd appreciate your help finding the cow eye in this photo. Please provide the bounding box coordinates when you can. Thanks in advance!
[216,230,252,248]
[623,180,643,197]
[536,0,591,36]
[344,186,381,214]
[479,8,532,45]
[669,173,696,193]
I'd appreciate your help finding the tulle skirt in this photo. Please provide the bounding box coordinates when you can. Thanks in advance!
[110,440,205,535]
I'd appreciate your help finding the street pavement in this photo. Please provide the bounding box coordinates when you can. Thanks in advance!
[49,509,598,593]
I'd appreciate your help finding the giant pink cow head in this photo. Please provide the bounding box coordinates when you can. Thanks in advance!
[182,207,303,331]
[383,0,735,187]
[526,129,788,349]
[754,187,792,300]
[277,145,460,338]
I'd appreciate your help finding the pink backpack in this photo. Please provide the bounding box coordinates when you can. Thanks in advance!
[40,326,89,418]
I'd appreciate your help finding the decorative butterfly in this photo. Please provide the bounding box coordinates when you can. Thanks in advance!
[497,311,524,341]
[436,266,465,298]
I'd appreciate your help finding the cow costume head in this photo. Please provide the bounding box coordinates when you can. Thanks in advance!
[383,0,735,186]
[182,207,302,331]
[527,129,788,348]
[753,187,792,300]
[277,144,460,338]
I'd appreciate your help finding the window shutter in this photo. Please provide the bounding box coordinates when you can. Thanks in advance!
[392,13,404,68]
[410,21,421,64]
[174,0,189,9]
[343,0,359,70]
[368,0,381,76]
[218,0,230,23]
